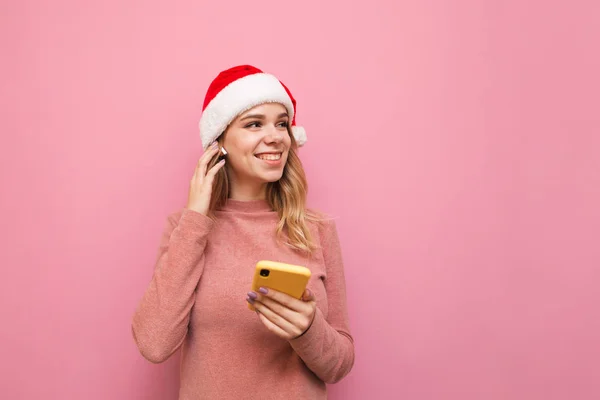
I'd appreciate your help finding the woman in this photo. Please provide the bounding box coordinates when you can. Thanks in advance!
[132,65,355,399]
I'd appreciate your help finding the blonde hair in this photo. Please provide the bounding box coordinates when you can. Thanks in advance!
[206,127,322,254]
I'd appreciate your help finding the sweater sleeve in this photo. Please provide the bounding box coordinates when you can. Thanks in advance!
[131,208,214,363]
[289,218,355,383]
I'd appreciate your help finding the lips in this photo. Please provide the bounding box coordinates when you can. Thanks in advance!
[255,152,282,161]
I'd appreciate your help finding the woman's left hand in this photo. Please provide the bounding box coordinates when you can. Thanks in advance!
[247,287,316,340]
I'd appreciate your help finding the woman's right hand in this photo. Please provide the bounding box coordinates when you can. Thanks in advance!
[186,142,226,215]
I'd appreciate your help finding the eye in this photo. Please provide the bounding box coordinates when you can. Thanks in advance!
[277,121,289,128]
[245,121,261,128]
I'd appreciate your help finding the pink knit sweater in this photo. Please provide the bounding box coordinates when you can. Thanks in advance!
[132,199,355,399]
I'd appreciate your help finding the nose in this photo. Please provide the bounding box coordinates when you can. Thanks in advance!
[265,125,284,143]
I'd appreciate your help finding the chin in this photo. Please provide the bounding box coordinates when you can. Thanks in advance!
[260,171,285,183]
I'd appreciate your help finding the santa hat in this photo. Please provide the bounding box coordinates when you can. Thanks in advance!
[198,65,307,150]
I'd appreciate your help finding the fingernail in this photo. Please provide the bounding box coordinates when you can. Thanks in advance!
[247,291,257,300]
[259,287,268,295]
[246,297,255,304]
[211,142,218,148]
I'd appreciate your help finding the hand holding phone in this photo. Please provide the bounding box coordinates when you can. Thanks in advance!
[248,260,311,311]
[247,260,316,340]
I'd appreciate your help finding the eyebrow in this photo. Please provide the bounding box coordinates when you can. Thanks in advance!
[240,112,289,121]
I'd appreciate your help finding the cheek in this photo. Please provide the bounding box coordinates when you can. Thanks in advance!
[226,138,256,160]
[230,152,255,172]
[228,144,260,172]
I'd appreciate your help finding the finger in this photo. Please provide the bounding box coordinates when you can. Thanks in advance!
[203,143,221,161]
[191,156,204,181]
[257,287,307,312]
[254,295,301,324]
[251,299,300,337]
[192,154,207,181]
[301,288,315,302]
[258,295,314,336]
[206,158,226,179]
[256,312,289,338]
[198,145,220,179]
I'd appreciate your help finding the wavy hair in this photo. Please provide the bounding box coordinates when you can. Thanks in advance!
[206,127,321,254]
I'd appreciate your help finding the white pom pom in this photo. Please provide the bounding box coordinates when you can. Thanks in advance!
[292,126,307,146]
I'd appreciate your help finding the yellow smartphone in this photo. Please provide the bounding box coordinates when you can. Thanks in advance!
[248,260,311,311]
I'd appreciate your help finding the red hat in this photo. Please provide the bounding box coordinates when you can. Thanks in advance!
[198,65,306,149]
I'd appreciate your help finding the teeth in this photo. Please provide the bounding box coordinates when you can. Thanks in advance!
[257,153,281,161]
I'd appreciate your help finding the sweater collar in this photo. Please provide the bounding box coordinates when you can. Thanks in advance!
[221,198,273,213]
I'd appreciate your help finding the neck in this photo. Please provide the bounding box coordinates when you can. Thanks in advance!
[228,177,268,201]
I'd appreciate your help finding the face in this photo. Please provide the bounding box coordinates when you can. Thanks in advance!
[221,102,292,185]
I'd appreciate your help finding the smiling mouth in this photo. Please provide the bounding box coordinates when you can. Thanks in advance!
[255,153,282,161]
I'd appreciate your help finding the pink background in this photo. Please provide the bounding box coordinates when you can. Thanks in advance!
[1,1,599,399]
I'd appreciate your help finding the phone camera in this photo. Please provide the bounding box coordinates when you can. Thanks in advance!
[260,269,270,277]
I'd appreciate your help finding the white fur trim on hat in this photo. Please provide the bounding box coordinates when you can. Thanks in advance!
[199,73,296,149]
[292,126,307,146]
